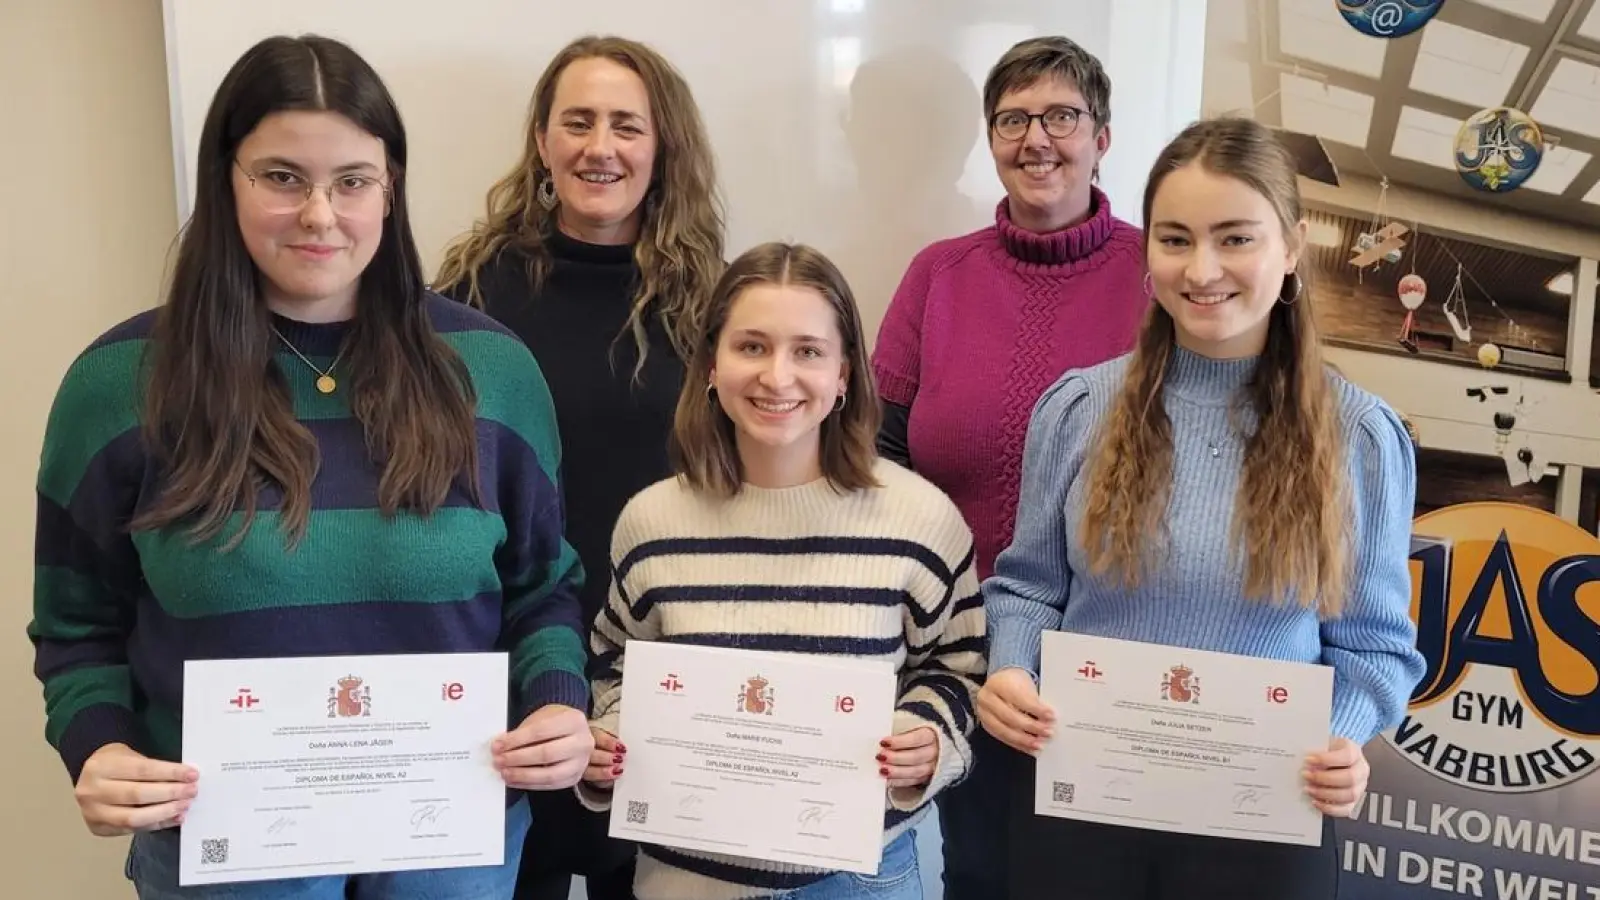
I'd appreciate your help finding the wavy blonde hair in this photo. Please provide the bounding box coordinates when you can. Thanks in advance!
[1079,117,1351,618]
[433,35,725,371]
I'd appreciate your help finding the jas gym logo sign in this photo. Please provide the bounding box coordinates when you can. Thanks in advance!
[1386,502,1600,793]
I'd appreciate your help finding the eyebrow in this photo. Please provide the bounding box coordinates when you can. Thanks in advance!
[558,106,649,122]
[248,156,382,174]
[1151,218,1264,232]
[731,328,835,344]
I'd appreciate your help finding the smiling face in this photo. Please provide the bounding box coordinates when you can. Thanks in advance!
[232,110,390,322]
[1146,161,1305,359]
[710,282,849,487]
[536,57,658,245]
[989,75,1109,233]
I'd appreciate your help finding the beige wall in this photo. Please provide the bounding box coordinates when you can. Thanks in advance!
[0,0,175,892]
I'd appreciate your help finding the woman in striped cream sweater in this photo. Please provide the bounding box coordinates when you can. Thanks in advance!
[576,242,985,900]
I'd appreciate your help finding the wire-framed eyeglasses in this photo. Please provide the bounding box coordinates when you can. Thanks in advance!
[990,105,1089,142]
[235,160,391,215]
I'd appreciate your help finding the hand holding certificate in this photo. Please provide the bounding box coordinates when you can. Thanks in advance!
[178,652,510,885]
[600,642,899,874]
[1035,632,1334,846]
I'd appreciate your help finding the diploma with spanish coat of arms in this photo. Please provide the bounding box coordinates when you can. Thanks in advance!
[177,652,509,885]
[1036,632,1334,846]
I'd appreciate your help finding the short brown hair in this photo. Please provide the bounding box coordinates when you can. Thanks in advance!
[983,36,1111,127]
[670,243,881,497]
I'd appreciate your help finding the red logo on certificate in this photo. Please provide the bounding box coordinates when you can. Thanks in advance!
[737,675,775,715]
[1161,664,1200,704]
[229,688,260,710]
[328,675,372,718]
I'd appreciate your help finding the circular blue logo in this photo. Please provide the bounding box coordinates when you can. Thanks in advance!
[1454,107,1544,193]
[1336,0,1446,38]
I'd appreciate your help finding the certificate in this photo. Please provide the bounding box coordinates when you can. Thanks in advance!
[1036,632,1333,846]
[178,652,509,885]
[608,642,897,874]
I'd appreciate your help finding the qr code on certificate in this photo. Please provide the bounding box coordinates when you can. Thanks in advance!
[1052,782,1074,804]
[200,838,229,865]
[627,801,649,825]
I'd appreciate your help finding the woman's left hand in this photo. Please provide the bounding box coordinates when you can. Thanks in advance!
[492,704,594,790]
[878,726,939,789]
[1303,736,1369,818]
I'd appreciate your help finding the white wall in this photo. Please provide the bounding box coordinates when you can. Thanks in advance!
[0,0,177,894]
[162,0,1206,344]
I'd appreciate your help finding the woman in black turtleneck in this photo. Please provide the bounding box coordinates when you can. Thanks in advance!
[434,35,725,900]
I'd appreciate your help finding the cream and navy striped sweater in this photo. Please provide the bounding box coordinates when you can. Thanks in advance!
[581,459,985,900]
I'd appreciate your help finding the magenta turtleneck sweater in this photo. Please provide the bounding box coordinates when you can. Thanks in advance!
[871,186,1147,580]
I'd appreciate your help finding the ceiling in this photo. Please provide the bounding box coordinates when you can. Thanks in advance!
[1204,0,1600,231]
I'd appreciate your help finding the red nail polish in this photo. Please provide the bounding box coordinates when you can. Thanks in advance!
[879,739,890,748]
[879,767,889,777]
[612,766,623,776]
[613,753,623,763]
[616,743,627,753]
[875,753,887,762]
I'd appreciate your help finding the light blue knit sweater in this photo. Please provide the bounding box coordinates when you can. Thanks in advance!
[984,345,1426,744]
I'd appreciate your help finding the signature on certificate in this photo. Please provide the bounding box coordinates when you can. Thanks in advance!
[266,816,298,835]
[797,804,835,828]
[1231,788,1270,809]
[410,804,451,831]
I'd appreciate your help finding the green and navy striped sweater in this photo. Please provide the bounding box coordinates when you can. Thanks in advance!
[29,293,588,785]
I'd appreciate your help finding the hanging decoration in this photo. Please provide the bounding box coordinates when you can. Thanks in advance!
[1350,177,1407,276]
[1454,107,1544,192]
[1441,264,1472,343]
[1396,273,1427,353]
[1336,1,1447,39]
[1477,342,1502,369]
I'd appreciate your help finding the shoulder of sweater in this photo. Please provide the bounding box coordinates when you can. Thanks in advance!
[49,307,160,424]
[867,459,975,551]
[1108,218,1146,250]
[1328,368,1415,472]
[906,224,1000,277]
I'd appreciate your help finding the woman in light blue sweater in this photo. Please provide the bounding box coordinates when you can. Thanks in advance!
[977,116,1426,899]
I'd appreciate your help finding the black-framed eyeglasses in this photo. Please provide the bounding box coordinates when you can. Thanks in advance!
[990,105,1089,141]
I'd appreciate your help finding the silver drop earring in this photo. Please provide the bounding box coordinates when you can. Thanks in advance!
[536,177,558,211]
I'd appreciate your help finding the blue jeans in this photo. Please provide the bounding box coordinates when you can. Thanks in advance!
[126,797,531,898]
[778,831,921,900]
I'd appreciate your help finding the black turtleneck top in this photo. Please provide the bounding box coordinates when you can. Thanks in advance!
[447,232,684,635]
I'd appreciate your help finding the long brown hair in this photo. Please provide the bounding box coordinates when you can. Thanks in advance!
[671,243,881,497]
[1079,117,1350,617]
[433,35,725,373]
[132,35,480,548]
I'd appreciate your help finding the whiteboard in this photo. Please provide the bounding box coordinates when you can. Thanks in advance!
[162,0,1205,339]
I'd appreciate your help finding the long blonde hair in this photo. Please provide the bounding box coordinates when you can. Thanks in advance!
[1079,117,1351,617]
[433,35,725,372]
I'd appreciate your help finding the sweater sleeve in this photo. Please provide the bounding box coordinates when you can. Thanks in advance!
[490,341,590,720]
[888,504,985,810]
[28,342,146,783]
[1322,401,1427,744]
[871,247,939,407]
[575,499,659,811]
[983,374,1095,678]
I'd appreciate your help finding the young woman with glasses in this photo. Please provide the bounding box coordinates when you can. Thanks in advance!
[28,34,593,899]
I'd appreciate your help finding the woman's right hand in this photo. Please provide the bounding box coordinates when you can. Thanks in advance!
[582,728,626,789]
[977,668,1056,755]
[75,743,199,836]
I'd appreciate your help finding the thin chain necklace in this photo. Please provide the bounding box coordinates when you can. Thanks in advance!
[271,325,347,395]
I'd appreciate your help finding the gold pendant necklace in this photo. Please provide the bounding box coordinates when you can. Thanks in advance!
[271,325,347,394]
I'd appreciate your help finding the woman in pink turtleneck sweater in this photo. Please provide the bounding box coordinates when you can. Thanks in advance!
[870,35,1146,900]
